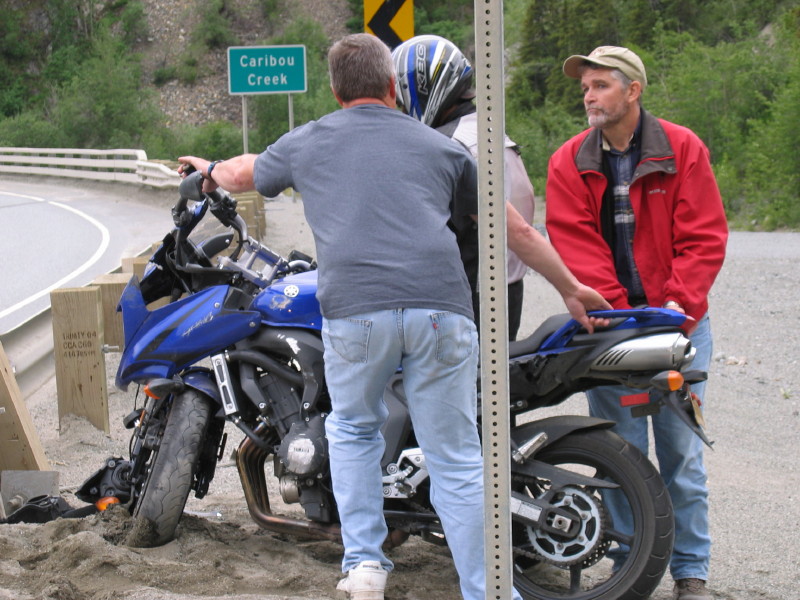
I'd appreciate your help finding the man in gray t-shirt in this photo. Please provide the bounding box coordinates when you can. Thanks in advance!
[252,103,477,321]
[179,33,520,600]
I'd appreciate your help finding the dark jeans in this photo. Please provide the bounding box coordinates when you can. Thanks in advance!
[471,278,525,341]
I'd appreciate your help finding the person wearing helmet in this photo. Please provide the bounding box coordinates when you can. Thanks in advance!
[392,35,608,339]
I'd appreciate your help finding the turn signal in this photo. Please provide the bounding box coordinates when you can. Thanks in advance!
[144,384,162,399]
[95,496,121,511]
[666,370,684,391]
[650,370,686,391]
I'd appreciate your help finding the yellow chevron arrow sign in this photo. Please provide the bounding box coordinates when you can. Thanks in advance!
[364,0,414,48]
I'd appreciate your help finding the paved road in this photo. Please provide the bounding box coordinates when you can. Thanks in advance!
[0,177,174,334]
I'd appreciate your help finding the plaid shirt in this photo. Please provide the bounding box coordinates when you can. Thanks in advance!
[603,120,646,304]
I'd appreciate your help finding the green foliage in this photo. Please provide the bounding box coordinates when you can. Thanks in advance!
[506,98,585,194]
[414,0,474,53]
[0,0,796,228]
[168,0,238,85]
[118,1,150,45]
[739,8,800,229]
[345,0,364,32]
[166,121,244,160]
[250,18,340,149]
[258,0,281,19]
[0,8,42,117]
[51,29,163,148]
[153,65,179,86]
[0,110,67,148]
[193,0,238,50]
[503,0,799,229]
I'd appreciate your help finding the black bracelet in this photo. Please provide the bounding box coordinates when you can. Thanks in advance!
[207,160,223,179]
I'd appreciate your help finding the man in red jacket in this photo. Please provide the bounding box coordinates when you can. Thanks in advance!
[546,46,728,600]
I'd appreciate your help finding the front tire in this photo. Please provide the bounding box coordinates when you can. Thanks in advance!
[511,429,673,600]
[125,390,214,547]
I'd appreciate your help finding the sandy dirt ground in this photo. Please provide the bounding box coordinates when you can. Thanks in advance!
[1,193,798,600]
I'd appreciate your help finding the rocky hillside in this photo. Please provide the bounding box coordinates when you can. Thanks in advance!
[137,0,352,127]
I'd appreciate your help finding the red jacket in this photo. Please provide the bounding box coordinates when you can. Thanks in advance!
[546,110,728,321]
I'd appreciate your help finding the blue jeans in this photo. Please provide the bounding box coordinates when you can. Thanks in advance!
[323,308,521,600]
[587,315,712,581]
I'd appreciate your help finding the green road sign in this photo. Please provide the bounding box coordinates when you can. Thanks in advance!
[228,45,307,95]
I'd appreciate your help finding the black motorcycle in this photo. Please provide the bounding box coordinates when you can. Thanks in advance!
[79,172,708,599]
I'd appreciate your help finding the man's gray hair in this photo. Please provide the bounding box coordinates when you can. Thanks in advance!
[328,33,394,102]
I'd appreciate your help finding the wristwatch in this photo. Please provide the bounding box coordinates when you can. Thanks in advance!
[206,160,223,180]
[662,300,682,311]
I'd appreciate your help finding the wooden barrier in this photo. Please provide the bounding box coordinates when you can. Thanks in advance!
[121,255,150,280]
[235,191,265,241]
[91,273,130,349]
[0,342,50,471]
[50,287,109,433]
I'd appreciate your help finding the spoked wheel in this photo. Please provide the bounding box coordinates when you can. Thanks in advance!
[511,429,674,600]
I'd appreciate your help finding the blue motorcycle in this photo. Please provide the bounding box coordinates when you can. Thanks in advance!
[79,171,708,600]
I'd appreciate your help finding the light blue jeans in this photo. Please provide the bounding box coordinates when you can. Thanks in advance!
[323,308,521,600]
[587,315,712,581]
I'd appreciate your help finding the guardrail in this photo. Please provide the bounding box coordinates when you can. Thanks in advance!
[0,147,180,188]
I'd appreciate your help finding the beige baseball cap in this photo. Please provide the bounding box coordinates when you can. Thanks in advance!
[563,46,647,88]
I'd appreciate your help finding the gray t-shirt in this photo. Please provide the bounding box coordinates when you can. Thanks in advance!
[253,104,477,320]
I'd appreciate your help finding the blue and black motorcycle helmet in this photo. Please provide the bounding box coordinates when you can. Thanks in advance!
[391,35,473,128]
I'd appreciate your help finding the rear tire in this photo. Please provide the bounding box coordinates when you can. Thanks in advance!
[125,390,214,547]
[511,428,674,600]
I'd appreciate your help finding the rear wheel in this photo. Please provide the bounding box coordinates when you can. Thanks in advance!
[511,429,674,600]
[125,390,214,547]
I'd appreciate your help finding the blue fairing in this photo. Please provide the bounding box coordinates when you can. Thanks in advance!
[116,281,260,389]
[252,270,322,330]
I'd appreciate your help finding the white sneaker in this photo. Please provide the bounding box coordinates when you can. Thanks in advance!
[335,560,388,600]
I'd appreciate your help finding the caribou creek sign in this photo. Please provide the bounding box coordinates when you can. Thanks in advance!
[227,45,307,95]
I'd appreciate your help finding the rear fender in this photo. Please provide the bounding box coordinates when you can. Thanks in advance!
[510,416,617,489]
[511,415,614,454]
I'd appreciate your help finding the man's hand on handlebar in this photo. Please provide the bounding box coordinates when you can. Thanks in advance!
[178,156,219,193]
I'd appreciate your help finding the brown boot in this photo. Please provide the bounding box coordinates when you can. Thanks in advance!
[673,578,711,600]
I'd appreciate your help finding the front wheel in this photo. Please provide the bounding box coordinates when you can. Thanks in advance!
[511,429,673,600]
[125,390,214,547]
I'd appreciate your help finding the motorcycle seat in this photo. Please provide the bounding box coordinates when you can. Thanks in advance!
[508,313,573,359]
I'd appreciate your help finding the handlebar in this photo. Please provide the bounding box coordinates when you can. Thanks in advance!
[169,167,314,291]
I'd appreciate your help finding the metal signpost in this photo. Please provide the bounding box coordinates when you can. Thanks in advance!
[474,1,514,598]
[227,45,307,153]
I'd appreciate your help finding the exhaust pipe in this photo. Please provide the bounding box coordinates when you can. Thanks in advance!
[235,431,343,543]
[591,333,695,372]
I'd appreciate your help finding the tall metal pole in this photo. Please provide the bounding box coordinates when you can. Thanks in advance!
[473,0,513,598]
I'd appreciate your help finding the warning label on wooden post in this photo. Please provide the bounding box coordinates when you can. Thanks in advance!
[51,287,109,434]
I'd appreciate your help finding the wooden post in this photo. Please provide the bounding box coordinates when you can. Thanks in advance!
[91,273,131,350]
[0,342,50,471]
[50,287,109,433]
[237,198,258,242]
[121,256,150,280]
[235,191,264,242]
